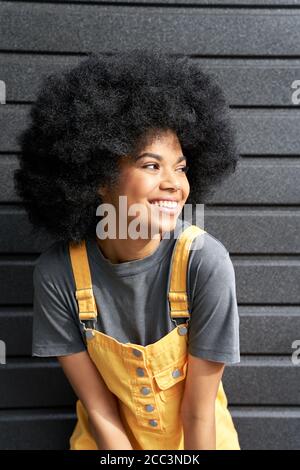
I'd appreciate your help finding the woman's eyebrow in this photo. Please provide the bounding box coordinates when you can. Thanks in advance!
[135,152,186,163]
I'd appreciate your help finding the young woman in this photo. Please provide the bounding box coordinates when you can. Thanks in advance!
[14,48,241,450]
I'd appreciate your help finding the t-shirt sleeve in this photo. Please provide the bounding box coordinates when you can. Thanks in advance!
[188,249,240,364]
[32,265,87,357]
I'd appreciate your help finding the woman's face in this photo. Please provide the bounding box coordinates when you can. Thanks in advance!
[99,130,190,238]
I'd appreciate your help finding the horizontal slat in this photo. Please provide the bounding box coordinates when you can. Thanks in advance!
[232,407,300,450]
[0,156,18,202]
[0,359,77,409]
[0,409,75,450]
[0,207,299,253]
[232,110,300,155]
[3,106,300,155]
[0,407,299,449]
[0,356,299,408]
[224,357,300,405]
[3,54,300,106]
[0,257,299,304]
[1,4,300,55]
[239,306,300,355]
[0,208,55,252]
[0,54,80,104]
[1,306,299,357]
[233,257,300,304]
[2,155,300,205]
[0,308,32,356]
[13,1,300,5]
[201,60,300,107]
[208,158,300,205]
[0,261,33,304]
[0,106,28,152]
[206,209,300,253]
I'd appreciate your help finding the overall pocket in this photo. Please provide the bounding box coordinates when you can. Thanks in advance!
[153,356,188,402]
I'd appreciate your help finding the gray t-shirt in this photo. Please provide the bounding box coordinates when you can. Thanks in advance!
[32,219,240,364]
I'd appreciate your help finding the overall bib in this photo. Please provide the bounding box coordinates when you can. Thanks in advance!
[68,225,240,450]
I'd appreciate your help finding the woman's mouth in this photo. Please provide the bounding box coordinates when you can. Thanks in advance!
[148,199,180,215]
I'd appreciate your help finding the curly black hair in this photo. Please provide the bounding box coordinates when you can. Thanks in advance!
[14,47,239,243]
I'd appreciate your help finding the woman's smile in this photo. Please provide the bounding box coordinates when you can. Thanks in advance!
[148,199,181,215]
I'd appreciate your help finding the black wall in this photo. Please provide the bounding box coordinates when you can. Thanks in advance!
[0,0,300,450]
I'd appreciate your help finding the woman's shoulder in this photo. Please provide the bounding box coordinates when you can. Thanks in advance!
[186,225,232,281]
[33,239,71,283]
[192,228,229,258]
[180,221,229,262]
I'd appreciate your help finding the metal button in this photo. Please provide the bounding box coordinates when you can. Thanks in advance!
[145,404,155,412]
[132,348,142,357]
[141,387,151,395]
[172,368,182,378]
[149,419,158,427]
[85,330,94,340]
[136,367,145,377]
[178,325,188,336]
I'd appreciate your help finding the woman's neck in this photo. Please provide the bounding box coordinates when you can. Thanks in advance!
[95,233,162,264]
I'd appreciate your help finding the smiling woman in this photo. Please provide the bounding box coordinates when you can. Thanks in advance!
[14,48,241,450]
[14,47,239,243]
[95,130,191,261]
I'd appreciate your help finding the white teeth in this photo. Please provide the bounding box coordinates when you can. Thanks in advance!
[150,200,178,208]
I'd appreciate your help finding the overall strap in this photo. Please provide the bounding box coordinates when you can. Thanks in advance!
[168,225,206,321]
[69,240,98,322]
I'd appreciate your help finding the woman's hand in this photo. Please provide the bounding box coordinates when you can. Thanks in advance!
[57,350,133,450]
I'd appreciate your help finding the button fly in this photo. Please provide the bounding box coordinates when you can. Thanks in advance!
[132,348,142,357]
[136,367,145,377]
[149,419,158,427]
[145,404,155,412]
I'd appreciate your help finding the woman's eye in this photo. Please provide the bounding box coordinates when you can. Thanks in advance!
[143,164,159,170]
[179,166,189,173]
[142,164,189,173]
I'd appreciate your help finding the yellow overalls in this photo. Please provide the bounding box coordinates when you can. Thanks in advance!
[68,224,240,450]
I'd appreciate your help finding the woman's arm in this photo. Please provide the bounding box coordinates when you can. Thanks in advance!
[180,354,225,450]
[57,350,133,450]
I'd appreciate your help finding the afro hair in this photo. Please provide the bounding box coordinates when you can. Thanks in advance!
[14,47,239,243]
